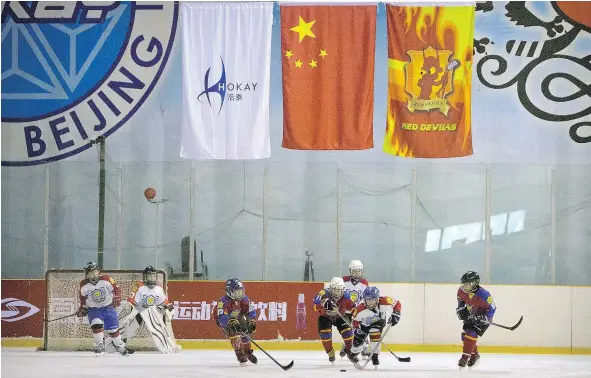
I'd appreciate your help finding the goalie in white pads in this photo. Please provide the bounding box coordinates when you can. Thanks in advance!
[77,261,129,356]
[351,286,402,368]
[118,266,180,353]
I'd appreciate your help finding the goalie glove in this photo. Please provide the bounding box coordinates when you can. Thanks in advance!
[76,305,88,317]
[389,311,401,326]
[158,303,174,311]
[227,318,241,333]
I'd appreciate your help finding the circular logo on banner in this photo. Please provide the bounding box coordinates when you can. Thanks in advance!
[1,2,179,166]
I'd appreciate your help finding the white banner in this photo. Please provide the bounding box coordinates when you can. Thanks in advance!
[180,2,272,160]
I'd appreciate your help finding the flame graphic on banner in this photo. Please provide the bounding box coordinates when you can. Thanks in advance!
[385,5,474,158]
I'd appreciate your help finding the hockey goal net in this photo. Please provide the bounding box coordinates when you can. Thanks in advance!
[41,269,167,351]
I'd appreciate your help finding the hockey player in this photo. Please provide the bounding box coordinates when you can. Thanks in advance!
[213,278,258,366]
[120,266,179,353]
[313,277,358,364]
[128,266,171,311]
[77,261,128,355]
[343,260,369,305]
[351,286,401,367]
[341,260,369,358]
[456,271,496,370]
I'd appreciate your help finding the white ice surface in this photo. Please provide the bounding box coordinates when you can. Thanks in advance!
[2,348,591,378]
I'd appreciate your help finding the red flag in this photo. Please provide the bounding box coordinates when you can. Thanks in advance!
[281,5,376,150]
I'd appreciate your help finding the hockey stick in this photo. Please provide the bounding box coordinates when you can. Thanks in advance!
[354,324,392,370]
[334,310,411,363]
[489,315,523,331]
[46,312,78,323]
[240,331,294,371]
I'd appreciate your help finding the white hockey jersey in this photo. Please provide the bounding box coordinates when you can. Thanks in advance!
[352,296,400,328]
[128,282,168,313]
[342,276,369,305]
[79,275,119,308]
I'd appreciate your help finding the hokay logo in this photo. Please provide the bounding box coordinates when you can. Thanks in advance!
[197,55,259,116]
[198,57,227,115]
[1,297,40,322]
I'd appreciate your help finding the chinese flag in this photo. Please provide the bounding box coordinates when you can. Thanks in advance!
[281,6,376,150]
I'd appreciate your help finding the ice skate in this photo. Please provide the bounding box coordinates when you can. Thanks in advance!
[114,343,129,356]
[339,345,347,359]
[246,349,258,364]
[327,348,336,364]
[468,352,480,369]
[458,353,470,370]
[235,349,248,365]
[94,342,105,356]
[371,353,380,368]
[347,351,359,364]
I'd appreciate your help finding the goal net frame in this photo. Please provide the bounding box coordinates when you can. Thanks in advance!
[40,269,167,352]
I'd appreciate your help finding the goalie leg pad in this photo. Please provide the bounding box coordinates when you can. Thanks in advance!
[118,307,140,341]
[140,306,179,353]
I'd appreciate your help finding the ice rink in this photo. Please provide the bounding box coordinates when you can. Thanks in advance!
[2,348,591,378]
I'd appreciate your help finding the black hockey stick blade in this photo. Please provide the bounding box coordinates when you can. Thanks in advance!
[382,344,411,362]
[492,315,523,331]
[241,332,294,371]
[391,352,411,362]
[281,360,295,371]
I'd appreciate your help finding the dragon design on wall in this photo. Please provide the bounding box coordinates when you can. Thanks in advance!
[475,1,591,144]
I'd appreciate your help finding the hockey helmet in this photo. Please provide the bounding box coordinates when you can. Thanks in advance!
[226,278,245,300]
[143,266,158,288]
[348,260,363,279]
[328,277,346,300]
[461,271,480,293]
[84,261,100,284]
[363,286,380,309]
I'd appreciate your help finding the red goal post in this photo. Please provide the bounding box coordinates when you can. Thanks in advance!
[40,269,167,351]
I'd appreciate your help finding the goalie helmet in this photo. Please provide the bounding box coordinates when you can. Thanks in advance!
[226,278,245,300]
[84,261,100,284]
[460,271,480,293]
[328,277,346,300]
[143,266,157,288]
[348,260,363,279]
[363,286,380,309]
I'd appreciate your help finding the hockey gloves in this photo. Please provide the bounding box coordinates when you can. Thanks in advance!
[456,306,469,321]
[321,297,335,311]
[389,310,401,326]
[227,318,242,333]
[76,306,88,317]
[469,314,489,327]
[246,319,257,334]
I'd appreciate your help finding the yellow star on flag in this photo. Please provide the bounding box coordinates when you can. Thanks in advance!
[290,16,316,43]
[319,49,328,58]
[309,59,318,68]
[295,59,303,68]
[285,50,293,59]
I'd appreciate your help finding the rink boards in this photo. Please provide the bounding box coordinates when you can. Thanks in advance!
[2,281,590,354]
